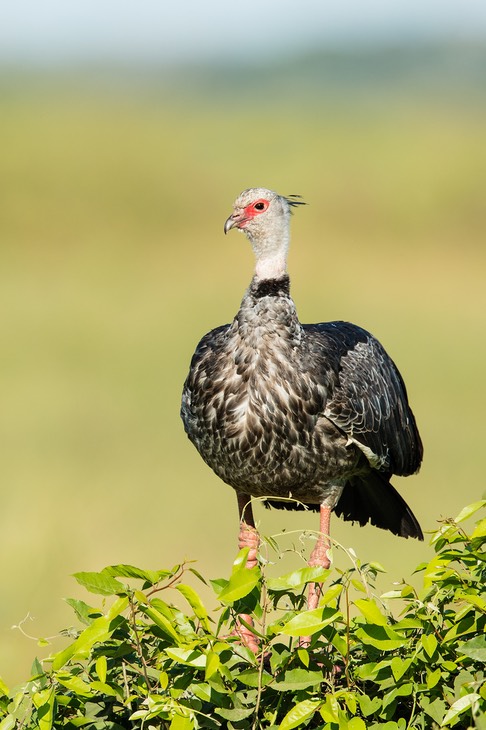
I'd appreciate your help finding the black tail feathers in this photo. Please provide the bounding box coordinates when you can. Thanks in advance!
[335,472,423,540]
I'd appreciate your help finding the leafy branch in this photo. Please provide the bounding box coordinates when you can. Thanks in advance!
[0,500,485,729]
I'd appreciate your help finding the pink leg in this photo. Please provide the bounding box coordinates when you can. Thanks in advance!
[235,493,260,653]
[307,504,332,610]
[299,505,332,649]
[237,493,260,569]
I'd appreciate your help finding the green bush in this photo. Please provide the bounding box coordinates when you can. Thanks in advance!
[1,501,485,730]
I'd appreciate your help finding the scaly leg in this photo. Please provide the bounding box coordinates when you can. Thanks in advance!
[235,493,260,653]
[307,504,332,609]
[237,493,260,569]
[299,504,332,649]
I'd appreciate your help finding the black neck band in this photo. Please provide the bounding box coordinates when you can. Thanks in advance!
[252,276,290,299]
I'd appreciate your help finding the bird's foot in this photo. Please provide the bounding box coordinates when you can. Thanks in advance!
[299,581,321,648]
[308,537,331,571]
[307,581,323,611]
[238,521,260,570]
[307,537,330,611]
[235,613,260,654]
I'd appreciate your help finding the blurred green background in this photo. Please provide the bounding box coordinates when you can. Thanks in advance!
[1,16,486,685]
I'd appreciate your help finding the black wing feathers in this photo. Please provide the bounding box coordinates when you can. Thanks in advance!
[304,321,423,476]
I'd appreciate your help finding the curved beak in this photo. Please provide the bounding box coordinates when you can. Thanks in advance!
[224,214,238,235]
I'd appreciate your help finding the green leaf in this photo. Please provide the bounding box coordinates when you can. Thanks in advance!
[56,674,93,697]
[270,669,323,691]
[105,564,168,584]
[355,624,406,651]
[209,577,228,596]
[426,667,442,689]
[297,648,309,667]
[218,566,260,604]
[342,691,357,715]
[442,693,481,725]
[32,688,56,730]
[169,712,194,730]
[176,584,210,630]
[280,607,340,637]
[233,547,251,570]
[204,651,220,680]
[95,655,107,684]
[319,695,340,723]
[51,615,113,670]
[354,598,388,626]
[188,566,208,585]
[106,595,129,621]
[150,597,176,620]
[393,618,423,630]
[357,693,382,716]
[215,707,254,721]
[165,648,206,668]
[460,635,486,662]
[456,591,486,612]
[421,633,438,657]
[76,617,114,654]
[89,680,122,698]
[368,561,387,573]
[319,583,343,605]
[471,518,486,539]
[420,696,447,724]
[355,661,389,681]
[141,606,181,643]
[348,719,366,730]
[325,628,347,656]
[169,706,195,730]
[382,683,413,710]
[267,566,330,591]
[64,598,101,626]
[391,656,412,681]
[0,718,16,730]
[237,669,273,687]
[31,657,46,682]
[279,699,321,730]
[380,590,403,599]
[454,501,486,523]
[441,660,458,672]
[73,571,126,596]
[0,676,9,696]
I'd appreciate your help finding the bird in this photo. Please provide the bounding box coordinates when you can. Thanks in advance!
[181,187,423,648]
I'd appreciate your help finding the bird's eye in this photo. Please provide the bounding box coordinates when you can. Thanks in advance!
[253,200,268,212]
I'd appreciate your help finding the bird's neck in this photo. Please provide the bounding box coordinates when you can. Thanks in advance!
[250,229,289,282]
[249,275,291,299]
[236,276,301,350]
[254,251,288,281]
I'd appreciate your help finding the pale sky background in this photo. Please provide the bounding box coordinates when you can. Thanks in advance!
[1,0,486,65]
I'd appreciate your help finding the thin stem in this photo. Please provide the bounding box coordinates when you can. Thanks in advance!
[146,563,187,597]
[122,661,131,707]
[128,595,153,693]
[252,581,269,730]
[344,583,351,689]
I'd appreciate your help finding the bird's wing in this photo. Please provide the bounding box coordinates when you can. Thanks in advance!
[304,321,423,476]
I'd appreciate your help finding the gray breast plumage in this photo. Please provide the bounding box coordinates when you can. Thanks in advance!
[181,275,422,521]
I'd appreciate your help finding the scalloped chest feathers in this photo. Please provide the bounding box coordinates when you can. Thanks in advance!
[181,280,359,500]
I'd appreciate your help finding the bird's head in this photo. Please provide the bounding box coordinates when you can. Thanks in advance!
[224,187,305,281]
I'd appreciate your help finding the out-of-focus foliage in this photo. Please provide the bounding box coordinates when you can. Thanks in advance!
[1,502,485,729]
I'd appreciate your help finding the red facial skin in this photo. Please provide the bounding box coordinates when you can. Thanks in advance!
[237,198,269,228]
